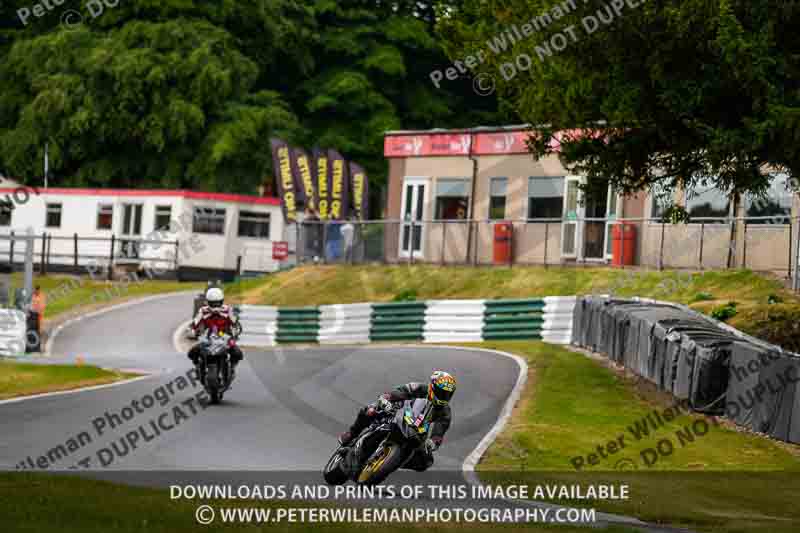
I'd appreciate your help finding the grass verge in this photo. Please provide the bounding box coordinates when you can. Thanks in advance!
[0,473,641,533]
[0,361,138,400]
[468,341,800,533]
[25,273,204,321]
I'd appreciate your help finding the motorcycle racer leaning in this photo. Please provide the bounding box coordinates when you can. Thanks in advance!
[339,370,456,472]
[188,287,244,368]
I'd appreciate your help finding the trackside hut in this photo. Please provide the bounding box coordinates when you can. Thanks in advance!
[0,188,286,280]
[383,125,800,273]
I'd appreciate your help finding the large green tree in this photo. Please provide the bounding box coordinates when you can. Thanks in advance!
[0,0,505,198]
[437,0,800,198]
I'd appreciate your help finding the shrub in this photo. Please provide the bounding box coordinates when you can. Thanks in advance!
[711,301,738,322]
[392,289,418,302]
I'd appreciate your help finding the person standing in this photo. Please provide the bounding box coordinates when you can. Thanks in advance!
[340,219,355,263]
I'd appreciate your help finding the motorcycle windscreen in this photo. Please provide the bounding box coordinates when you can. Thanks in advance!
[395,399,432,439]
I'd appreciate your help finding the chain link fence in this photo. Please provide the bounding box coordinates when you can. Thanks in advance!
[291,217,800,291]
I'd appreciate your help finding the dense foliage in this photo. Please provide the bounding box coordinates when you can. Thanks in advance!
[436,0,800,197]
[0,1,502,198]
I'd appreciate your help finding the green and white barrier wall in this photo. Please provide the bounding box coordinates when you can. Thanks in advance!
[237,297,575,347]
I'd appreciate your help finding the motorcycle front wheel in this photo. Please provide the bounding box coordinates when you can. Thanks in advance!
[323,448,348,485]
[356,443,409,486]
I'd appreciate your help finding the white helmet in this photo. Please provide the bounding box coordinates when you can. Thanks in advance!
[206,287,224,308]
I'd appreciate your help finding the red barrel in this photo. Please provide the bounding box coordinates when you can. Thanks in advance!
[611,223,637,266]
[493,222,513,265]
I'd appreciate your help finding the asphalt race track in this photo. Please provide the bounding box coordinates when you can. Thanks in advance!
[0,292,519,473]
[0,293,680,531]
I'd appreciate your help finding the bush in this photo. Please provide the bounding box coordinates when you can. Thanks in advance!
[767,293,783,305]
[711,301,738,322]
[690,291,714,303]
[392,289,418,302]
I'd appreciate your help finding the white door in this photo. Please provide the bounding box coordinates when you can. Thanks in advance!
[561,176,583,259]
[120,203,143,258]
[399,178,427,258]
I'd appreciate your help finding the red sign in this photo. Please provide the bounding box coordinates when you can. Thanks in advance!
[272,241,289,261]
[384,129,601,158]
[384,133,473,157]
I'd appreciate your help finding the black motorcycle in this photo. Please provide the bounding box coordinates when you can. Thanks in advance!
[196,330,238,404]
[324,398,435,486]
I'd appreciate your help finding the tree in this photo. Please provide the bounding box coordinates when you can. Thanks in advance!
[436,0,800,198]
[0,1,506,195]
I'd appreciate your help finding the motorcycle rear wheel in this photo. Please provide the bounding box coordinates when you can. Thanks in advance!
[356,443,408,486]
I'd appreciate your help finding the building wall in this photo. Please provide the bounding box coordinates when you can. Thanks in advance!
[0,191,284,273]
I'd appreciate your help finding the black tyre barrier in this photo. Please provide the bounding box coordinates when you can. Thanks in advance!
[572,296,800,445]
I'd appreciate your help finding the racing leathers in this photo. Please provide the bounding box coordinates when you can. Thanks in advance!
[342,382,452,472]
[187,304,244,366]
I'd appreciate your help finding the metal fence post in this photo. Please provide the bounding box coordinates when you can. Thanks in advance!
[107,234,116,280]
[508,222,513,268]
[698,222,705,270]
[173,240,180,270]
[742,221,748,269]
[788,217,793,279]
[9,230,14,266]
[543,222,549,268]
[46,234,52,272]
[40,232,46,275]
[794,216,800,292]
[440,221,447,265]
[473,221,479,266]
[658,221,666,271]
[73,233,79,269]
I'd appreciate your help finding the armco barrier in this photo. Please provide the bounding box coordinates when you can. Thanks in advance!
[318,303,372,344]
[370,302,427,342]
[276,307,320,344]
[236,297,576,347]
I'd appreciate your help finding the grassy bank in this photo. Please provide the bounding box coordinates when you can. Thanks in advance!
[0,361,137,400]
[469,341,800,533]
[0,474,640,533]
[27,274,204,321]
[227,265,800,350]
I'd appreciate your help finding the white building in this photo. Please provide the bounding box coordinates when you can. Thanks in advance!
[0,187,288,280]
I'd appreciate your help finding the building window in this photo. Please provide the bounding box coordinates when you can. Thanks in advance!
[238,211,271,238]
[192,207,226,235]
[489,178,508,220]
[154,205,172,230]
[686,186,731,223]
[745,173,793,225]
[97,204,113,230]
[46,203,62,228]
[435,178,470,220]
[527,177,564,219]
